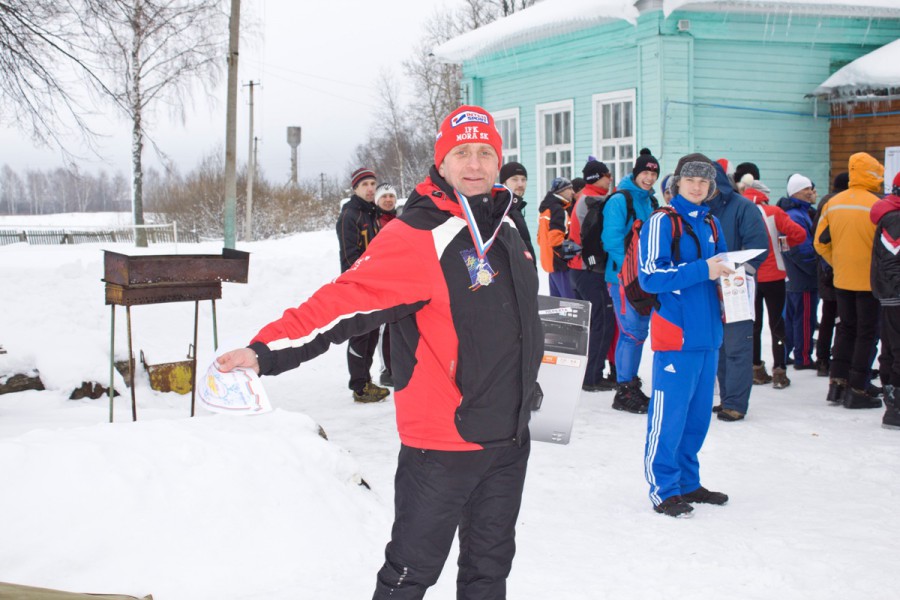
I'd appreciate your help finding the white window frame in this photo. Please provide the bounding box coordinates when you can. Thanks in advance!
[591,90,637,185]
[493,108,521,167]
[535,99,575,196]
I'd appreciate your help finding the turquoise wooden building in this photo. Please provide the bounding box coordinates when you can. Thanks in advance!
[433,0,900,206]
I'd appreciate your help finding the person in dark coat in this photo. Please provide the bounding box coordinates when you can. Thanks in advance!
[870,170,900,429]
[337,167,389,403]
[500,161,537,265]
[778,174,820,371]
[812,172,849,376]
[707,161,769,421]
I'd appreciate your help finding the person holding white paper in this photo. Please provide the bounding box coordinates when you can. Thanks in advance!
[638,153,732,518]
[708,161,769,422]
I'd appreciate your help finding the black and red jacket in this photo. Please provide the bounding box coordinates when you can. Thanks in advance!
[336,194,380,272]
[250,167,544,451]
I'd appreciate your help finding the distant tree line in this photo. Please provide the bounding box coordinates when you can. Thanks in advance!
[0,157,343,240]
[0,164,130,215]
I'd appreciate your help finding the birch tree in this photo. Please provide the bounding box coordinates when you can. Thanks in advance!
[80,0,227,245]
[0,1,101,153]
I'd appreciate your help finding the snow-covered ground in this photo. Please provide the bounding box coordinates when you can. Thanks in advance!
[1,227,898,599]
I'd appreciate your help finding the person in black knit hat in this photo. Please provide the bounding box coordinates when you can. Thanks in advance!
[499,161,536,265]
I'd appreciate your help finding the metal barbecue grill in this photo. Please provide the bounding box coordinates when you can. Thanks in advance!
[103,249,250,422]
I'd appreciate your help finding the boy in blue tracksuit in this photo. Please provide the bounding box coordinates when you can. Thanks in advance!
[602,148,660,413]
[638,153,732,518]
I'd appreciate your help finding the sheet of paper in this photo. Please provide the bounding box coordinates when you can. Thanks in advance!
[198,361,273,415]
[712,248,766,265]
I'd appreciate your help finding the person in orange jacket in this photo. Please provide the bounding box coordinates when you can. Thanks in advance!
[537,176,576,298]
[814,152,885,409]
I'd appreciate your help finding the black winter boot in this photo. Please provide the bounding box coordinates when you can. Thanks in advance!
[654,496,694,518]
[612,379,648,414]
[682,486,729,505]
[882,385,900,429]
[842,386,883,410]
[826,378,847,405]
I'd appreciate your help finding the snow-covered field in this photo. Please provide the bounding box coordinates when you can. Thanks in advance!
[1,225,897,599]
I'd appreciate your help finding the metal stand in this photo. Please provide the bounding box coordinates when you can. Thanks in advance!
[107,301,216,423]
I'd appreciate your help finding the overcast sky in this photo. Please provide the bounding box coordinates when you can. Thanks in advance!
[0,0,460,186]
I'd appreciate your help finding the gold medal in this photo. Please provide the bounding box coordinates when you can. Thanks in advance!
[477,267,493,286]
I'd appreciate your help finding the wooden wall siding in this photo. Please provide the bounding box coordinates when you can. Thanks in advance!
[659,36,694,168]
[460,9,900,203]
[689,38,832,190]
[829,99,900,184]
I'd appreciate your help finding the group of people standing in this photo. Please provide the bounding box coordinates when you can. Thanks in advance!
[735,152,899,431]
[535,146,900,432]
[214,103,899,598]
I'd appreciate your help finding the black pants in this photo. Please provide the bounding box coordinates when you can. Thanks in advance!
[373,440,530,600]
[379,324,393,376]
[753,279,787,369]
[570,269,615,385]
[831,289,880,390]
[816,298,837,364]
[348,329,380,392]
[879,306,900,387]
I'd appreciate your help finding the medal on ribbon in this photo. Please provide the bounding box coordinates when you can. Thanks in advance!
[461,248,497,289]
[455,184,513,291]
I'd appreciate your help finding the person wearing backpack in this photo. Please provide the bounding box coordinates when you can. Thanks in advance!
[638,153,733,518]
[602,148,660,413]
[708,161,769,422]
[537,176,577,298]
[567,159,617,391]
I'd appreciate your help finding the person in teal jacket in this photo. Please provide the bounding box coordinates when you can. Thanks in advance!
[601,148,659,413]
[638,153,733,518]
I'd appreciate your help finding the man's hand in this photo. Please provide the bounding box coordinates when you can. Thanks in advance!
[707,258,735,280]
[216,348,260,375]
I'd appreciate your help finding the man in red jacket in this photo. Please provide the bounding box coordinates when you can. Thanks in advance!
[217,105,542,600]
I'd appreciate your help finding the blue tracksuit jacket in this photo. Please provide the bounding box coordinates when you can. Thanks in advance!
[638,195,728,352]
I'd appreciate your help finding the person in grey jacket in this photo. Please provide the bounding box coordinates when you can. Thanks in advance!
[708,162,769,421]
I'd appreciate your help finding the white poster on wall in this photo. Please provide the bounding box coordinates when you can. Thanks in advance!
[886,146,900,195]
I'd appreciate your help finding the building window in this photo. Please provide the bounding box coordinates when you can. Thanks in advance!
[592,90,636,183]
[536,100,574,194]
[493,108,520,165]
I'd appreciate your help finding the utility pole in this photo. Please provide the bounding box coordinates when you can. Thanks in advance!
[320,172,325,200]
[243,80,259,241]
[223,0,241,249]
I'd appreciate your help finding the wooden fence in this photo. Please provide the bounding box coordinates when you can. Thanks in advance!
[0,226,199,246]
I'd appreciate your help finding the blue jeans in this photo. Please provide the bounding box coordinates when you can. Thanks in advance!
[608,282,650,383]
[549,270,575,299]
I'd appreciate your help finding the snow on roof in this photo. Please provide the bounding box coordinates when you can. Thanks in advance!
[433,0,900,63]
[663,0,900,18]
[812,37,900,97]
[432,0,640,63]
